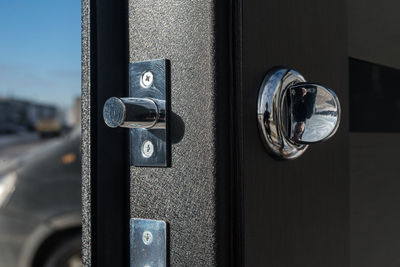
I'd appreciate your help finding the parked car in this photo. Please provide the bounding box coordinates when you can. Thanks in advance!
[0,129,81,267]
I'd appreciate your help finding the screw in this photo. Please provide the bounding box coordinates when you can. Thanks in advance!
[141,140,154,158]
[142,230,153,245]
[141,71,154,87]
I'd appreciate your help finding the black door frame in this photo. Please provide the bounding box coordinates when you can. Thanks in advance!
[84,0,131,266]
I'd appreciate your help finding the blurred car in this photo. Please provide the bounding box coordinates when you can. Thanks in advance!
[35,119,62,138]
[0,123,27,135]
[0,129,81,267]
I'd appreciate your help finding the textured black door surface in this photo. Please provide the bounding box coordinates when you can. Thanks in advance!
[82,0,232,266]
[236,1,349,266]
[83,0,348,266]
[83,0,400,266]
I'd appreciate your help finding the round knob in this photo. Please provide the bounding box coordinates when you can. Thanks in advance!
[257,68,341,159]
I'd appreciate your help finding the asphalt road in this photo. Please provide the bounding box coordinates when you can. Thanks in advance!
[0,133,48,169]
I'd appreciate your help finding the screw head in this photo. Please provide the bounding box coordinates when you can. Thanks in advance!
[142,230,153,245]
[141,71,154,87]
[141,140,154,158]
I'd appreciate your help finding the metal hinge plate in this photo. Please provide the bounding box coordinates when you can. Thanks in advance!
[130,218,167,267]
[129,59,171,167]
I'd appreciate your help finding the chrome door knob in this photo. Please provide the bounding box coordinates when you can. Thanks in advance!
[103,97,166,129]
[258,68,341,159]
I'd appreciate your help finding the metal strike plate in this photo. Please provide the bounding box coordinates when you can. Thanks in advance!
[130,59,171,167]
[130,218,167,267]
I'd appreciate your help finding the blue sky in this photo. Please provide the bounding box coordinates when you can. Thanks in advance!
[0,0,80,108]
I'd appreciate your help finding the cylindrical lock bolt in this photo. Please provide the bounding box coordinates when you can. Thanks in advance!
[103,97,165,129]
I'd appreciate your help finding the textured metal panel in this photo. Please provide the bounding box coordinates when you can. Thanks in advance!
[81,0,91,265]
[83,0,231,265]
[128,0,222,266]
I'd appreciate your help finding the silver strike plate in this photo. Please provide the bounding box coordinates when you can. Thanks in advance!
[130,218,167,267]
[129,59,171,167]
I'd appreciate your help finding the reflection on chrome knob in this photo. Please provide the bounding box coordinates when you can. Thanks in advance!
[257,68,341,159]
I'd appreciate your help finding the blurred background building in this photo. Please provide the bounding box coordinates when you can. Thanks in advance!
[0,0,81,266]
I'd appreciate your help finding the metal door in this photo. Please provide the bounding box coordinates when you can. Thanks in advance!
[238,1,348,266]
[82,0,232,265]
[82,0,400,266]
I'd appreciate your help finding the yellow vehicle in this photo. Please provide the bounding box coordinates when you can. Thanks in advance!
[35,119,62,138]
